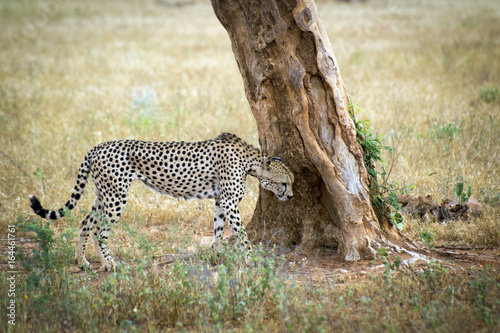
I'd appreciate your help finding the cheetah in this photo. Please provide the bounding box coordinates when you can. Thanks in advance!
[29,133,294,271]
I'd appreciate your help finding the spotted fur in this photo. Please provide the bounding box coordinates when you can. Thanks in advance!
[29,133,294,271]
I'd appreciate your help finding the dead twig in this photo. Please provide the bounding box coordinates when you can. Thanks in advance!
[154,252,199,266]
[380,137,401,189]
[0,150,28,175]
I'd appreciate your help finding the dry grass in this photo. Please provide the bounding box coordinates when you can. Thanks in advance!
[0,0,500,330]
[1,0,499,248]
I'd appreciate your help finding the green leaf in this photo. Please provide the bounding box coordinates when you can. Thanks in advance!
[394,256,401,269]
[465,185,472,202]
[377,247,388,257]
[454,182,464,198]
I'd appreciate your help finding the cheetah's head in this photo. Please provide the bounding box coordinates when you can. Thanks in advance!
[259,157,294,201]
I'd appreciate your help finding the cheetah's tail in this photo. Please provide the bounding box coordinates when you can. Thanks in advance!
[29,154,92,220]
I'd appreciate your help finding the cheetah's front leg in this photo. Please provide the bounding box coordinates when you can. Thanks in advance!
[96,223,116,271]
[220,197,252,252]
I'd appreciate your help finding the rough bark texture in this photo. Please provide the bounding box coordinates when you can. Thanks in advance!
[212,0,388,260]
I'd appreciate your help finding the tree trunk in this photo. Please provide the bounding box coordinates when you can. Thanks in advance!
[211,0,395,260]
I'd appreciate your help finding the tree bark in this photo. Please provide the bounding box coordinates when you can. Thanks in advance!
[211,0,393,260]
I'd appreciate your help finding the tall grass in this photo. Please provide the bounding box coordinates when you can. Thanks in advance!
[1,0,500,330]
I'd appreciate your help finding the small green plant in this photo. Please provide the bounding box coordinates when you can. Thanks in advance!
[480,186,500,207]
[432,121,461,140]
[15,215,75,274]
[454,181,472,204]
[33,166,46,189]
[470,267,496,326]
[33,167,45,180]
[437,171,473,205]
[350,103,404,230]
[376,247,401,283]
[480,87,500,104]
[398,183,416,195]
[419,261,449,294]
[377,177,404,230]
[419,227,436,248]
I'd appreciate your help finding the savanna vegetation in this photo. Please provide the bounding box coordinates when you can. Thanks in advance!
[1,0,499,331]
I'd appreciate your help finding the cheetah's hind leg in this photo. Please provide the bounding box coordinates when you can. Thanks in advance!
[75,194,106,270]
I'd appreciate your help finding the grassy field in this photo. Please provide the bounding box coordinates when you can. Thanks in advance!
[1,0,499,331]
